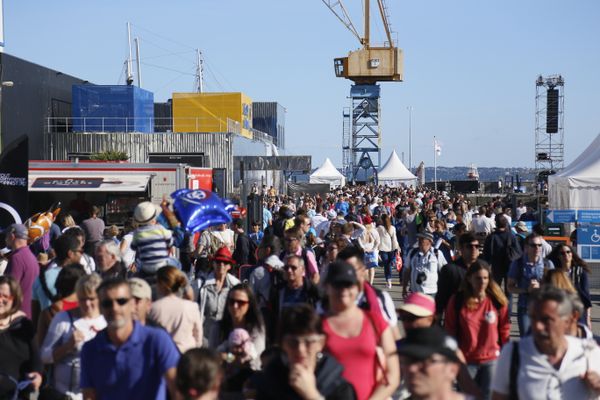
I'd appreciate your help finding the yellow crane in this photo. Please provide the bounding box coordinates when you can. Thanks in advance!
[322,0,403,182]
[322,0,403,84]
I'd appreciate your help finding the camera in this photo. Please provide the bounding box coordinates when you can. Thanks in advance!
[416,271,427,285]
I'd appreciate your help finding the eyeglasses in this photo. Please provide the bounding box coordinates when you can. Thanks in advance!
[100,297,131,309]
[0,294,14,301]
[228,298,249,307]
[284,264,300,271]
[283,334,323,348]
[559,250,572,255]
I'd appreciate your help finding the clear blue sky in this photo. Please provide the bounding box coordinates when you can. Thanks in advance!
[5,0,600,169]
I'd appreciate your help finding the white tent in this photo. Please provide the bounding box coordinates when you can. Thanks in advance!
[548,133,600,209]
[378,150,417,186]
[310,158,346,188]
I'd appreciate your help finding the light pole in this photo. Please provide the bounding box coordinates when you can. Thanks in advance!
[0,79,14,154]
[407,106,413,171]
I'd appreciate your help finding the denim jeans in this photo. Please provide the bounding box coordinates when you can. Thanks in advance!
[517,306,531,337]
[466,360,497,400]
[379,250,395,281]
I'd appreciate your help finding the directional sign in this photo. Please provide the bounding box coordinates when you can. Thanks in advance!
[546,210,577,224]
[577,225,600,262]
[577,210,600,224]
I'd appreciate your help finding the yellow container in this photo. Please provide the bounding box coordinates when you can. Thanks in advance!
[172,92,253,138]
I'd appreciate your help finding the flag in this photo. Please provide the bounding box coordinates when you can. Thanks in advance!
[0,135,28,228]
[434,139,442,156]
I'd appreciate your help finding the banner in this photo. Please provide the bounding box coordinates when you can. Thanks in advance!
[0,135,28,228]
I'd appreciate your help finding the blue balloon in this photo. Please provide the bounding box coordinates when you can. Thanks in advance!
[171,189,232,233]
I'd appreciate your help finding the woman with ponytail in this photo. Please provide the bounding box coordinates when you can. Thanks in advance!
[149,266,203,352]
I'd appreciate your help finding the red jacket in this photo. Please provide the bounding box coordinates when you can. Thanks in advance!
[445,294,510,364]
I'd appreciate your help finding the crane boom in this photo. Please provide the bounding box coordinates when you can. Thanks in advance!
[321,0,362,44]
[376,0,394,46]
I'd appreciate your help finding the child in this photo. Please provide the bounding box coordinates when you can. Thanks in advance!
[249,221,264,246]
[131,201,173,275]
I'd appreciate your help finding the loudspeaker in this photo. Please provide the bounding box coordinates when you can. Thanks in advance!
[546,88,559,133]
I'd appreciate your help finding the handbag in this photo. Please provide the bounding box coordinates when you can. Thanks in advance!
[366,312,389,386]
[394,250,403,272]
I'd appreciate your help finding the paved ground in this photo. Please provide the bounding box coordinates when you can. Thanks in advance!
[371,268,600,337]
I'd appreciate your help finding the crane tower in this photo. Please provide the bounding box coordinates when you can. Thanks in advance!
[322,0,403,182]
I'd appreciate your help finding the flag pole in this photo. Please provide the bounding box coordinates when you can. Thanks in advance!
[434,136,437,191]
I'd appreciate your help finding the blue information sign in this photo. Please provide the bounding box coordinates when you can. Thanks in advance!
[577,225,600,262]
[577,210,600,224]
[545,210,577,224]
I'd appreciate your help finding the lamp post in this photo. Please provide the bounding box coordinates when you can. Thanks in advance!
[0,79,14,154]
[407,106,413,171]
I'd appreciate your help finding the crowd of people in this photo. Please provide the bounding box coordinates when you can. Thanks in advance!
[0,184,599,399]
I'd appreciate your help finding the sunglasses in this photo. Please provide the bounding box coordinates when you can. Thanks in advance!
[0,294,14,301]
[464,243,479,249]
[100,297,131,309]
[228,298,249,307]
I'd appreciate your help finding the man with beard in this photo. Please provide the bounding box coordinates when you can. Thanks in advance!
[80,278,179,400]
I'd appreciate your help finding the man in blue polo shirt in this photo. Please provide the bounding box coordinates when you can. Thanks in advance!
[80,278,179,400]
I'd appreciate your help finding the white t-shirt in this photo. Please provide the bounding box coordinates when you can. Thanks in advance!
[409,248,447,295]
[491,336,600,399]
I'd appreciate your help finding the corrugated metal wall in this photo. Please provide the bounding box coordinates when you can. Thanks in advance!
[252,102,285,148]
[43,132,234,194]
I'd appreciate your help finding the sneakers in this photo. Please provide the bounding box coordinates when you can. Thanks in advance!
[386,279,392,289]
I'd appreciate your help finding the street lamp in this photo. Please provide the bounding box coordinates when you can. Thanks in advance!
[0,80,14,153]
[407,106,413,171]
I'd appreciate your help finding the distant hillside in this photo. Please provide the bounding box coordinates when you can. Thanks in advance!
[423,167,536,182]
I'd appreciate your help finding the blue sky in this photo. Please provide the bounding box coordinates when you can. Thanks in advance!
[5,0,600,169]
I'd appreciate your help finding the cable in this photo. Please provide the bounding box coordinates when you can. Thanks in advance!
[140,61,195,76]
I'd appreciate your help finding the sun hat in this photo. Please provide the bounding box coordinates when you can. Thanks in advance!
[212,246,236,265]
[134,201,159,225]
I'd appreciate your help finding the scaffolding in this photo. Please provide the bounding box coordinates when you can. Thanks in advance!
[345,84,381,183]
[535,75,565,173]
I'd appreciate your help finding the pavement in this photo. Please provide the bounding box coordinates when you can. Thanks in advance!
[371,268,600,337]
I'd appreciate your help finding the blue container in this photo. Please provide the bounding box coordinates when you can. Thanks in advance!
[252,102,285,149]
[72,85,154,133]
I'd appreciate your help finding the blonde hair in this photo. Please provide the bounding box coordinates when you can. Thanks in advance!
[76,273,102,298]
[542,269,576,294]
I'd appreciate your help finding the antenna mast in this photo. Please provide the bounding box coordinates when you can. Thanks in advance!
[194,49,204,93]
[134,37,142,87]
[126,22,134,85]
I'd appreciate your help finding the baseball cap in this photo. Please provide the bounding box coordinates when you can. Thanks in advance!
[397,326,460,362]
[128,278,152,300]
[326,210,337,220]
[515,221,528,232]
[396,293,435,317]
[324,261,358,286]
[5,224,28,240]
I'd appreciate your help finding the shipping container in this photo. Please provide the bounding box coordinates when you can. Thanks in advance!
[72,85,155,133]
[172,92,252,138]
[252,102,285,149]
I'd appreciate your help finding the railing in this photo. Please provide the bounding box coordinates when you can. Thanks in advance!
[44,117,275,145]
[45,117,241,135]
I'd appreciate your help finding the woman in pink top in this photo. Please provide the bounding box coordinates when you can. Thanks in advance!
[445,260,509,400]
[322,261,399,400]
[148,266,202,352]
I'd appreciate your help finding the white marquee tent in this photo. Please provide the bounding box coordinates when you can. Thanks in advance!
[309,158,346,188]
[548,133,600,210]
[378,150,417,186]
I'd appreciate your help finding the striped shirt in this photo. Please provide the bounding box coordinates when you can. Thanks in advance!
[131,224,173,273]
